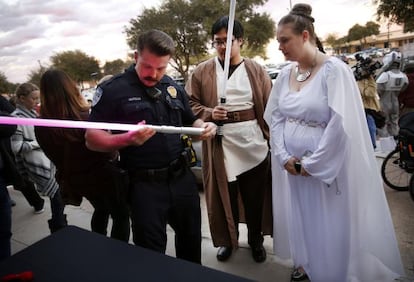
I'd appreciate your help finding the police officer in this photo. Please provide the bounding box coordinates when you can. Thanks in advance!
[376,53,409,137]
[85,29,216,264]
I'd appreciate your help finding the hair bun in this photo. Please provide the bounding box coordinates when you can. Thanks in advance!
[290,3,314,23]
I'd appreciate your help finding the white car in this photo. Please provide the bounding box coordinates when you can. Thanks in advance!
[266,61,291,84]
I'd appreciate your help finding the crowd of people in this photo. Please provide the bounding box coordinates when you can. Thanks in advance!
[1,3,413,281]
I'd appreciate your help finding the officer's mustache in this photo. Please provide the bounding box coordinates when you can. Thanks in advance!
[143,76,159,82]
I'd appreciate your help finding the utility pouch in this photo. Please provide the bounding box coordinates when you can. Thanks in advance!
[181,134,197,167]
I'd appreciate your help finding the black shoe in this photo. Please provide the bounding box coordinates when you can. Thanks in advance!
[251,245,266,263]
[216,246,232,261]
[291,268,309,281]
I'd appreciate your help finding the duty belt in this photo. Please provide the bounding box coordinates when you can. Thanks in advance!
[222,109,256,124]
[129,157,186,182]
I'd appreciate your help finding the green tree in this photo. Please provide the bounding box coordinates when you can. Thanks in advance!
[103,59,129,75]
[27,62,48,87]
[347,21,380,49]
[366,21,381,36]
[325,33,340,53]
[124,0,275,80]
[0,72,16,94]
[50,50,101,87]
[375,0,414,32]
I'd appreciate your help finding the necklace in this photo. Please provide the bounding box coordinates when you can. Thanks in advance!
[295,66,312,82]
[295,49,318,82]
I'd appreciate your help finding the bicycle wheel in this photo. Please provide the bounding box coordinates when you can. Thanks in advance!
[410,175,414,201]
[381,149,410,191]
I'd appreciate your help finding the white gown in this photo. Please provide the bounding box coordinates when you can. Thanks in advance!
[264,57,404,282]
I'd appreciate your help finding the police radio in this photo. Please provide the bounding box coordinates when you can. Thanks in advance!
[145,87,162,100]
[181,134,197,167]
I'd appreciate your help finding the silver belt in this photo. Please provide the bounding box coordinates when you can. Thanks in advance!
[287,117,327,128]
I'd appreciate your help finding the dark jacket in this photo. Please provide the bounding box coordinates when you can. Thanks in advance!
[0,111,24,188]
[35,111,124,205]
[399,72,414,110]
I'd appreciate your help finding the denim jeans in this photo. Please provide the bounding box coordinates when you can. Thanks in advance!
[0,176,12,261]
[366,113,377,149]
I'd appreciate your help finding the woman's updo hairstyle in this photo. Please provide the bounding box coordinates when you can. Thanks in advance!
[278,3,324,52]
[289,3,315,23]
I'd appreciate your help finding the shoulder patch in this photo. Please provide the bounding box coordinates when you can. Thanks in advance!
[167,86,177,98]
[92,87,103,107]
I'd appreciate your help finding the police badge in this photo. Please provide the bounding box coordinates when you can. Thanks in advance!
[167,86,177,98]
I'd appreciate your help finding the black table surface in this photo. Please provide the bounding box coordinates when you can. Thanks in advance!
[0,225,252,282]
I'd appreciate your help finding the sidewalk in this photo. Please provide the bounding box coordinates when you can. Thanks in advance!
[8,154,414,281]
[8,187,291,282]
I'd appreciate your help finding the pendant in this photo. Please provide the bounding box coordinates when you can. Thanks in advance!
[295,66,312,82]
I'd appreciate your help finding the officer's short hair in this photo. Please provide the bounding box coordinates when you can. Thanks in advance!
[137,29,175,56]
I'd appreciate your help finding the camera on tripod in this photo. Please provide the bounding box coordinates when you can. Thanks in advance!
[352,53,383,81]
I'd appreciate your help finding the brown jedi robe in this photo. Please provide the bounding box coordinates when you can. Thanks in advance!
[186,58,273,248]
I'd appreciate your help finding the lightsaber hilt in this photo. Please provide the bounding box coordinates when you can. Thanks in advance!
[216,97,226,142]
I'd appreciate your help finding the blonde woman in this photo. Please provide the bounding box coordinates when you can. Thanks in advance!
[11,82,67,233]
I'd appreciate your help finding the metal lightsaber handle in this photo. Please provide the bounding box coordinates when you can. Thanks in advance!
[216,97,226,140]
[0,117,204,136]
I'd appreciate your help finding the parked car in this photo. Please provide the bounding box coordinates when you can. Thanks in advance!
[345,53,356,61]
[335,54,349,64]
[365,47,384,58]
[267,68,280,84]
[266,61,291,84]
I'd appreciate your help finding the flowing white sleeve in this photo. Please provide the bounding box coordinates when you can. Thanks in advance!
[301,60,365,185]
[270,110,291,166]
[264,67,292,167]
[300,111,348,185]
[325,58,405,279]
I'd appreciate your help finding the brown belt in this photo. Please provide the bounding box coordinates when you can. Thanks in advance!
[222,109,256,124]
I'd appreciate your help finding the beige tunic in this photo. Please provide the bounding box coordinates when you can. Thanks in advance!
[214,58,269,181]
[186,57,273,248]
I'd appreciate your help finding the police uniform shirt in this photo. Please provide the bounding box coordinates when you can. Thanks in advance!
[89,65,197,170]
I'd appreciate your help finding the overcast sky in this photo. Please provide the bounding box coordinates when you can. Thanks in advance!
[0,0,384,83]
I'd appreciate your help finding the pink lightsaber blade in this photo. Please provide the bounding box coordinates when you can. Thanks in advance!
[0,116,204,135]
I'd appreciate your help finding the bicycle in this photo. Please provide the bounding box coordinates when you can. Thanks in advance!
[380,112,414,194]
[381,147,412,191]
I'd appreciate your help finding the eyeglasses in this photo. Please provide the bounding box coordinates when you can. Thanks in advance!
[212,39,236,48]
